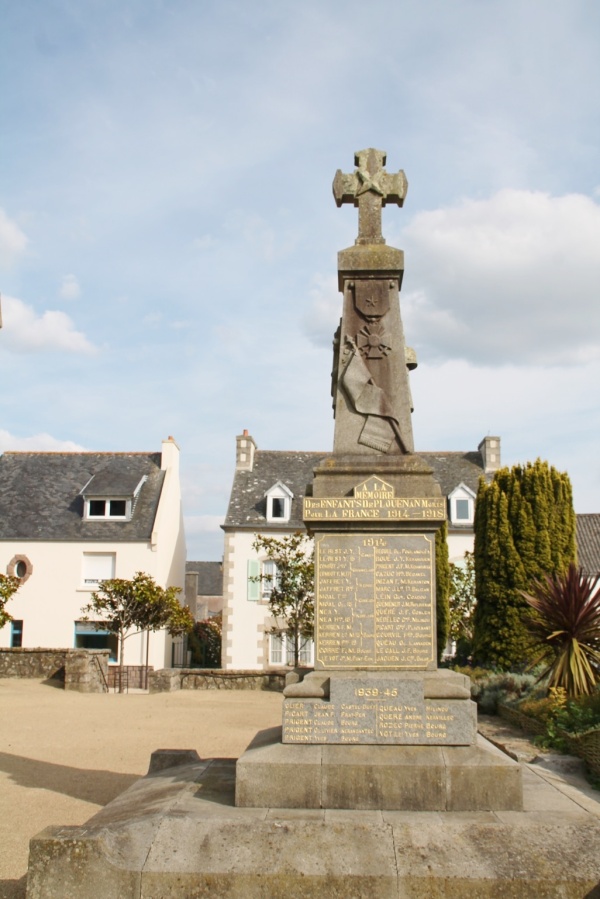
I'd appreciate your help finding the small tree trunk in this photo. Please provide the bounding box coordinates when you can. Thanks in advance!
[118,628,125,693]
[293,625,299,667]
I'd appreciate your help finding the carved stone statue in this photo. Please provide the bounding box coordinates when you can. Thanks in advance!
[331,149,416,455]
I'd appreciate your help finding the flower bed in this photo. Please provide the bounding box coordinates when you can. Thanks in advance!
[498,702,600,777]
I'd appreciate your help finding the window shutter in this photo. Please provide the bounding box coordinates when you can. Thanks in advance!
[247,560,260,601]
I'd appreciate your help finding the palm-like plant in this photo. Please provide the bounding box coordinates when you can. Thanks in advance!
[521,563,600,697]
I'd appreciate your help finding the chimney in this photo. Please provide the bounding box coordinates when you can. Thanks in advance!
[478,436,501,474]
[161,435,180,472]
[236,430,256,471]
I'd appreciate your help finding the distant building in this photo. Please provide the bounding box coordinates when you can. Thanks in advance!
[0,437,187,670]
[221,431,500,671]
[185,560,223,620]
[576,514,600,577]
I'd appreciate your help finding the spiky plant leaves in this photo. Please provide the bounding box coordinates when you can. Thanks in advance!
[521,563,600,697]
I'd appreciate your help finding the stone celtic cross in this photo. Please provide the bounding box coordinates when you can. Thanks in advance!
[332,148,408,245]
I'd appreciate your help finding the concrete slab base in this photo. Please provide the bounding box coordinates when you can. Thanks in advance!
[236,727,523,810]
[27,743,600,899]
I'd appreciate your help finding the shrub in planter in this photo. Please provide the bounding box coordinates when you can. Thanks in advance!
[521,563,600,697]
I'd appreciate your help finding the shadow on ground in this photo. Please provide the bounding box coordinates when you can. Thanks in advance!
[0,872,27,899]
[0,752,138,806]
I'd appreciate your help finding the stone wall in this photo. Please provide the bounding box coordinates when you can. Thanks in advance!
[0,648,68,681]
[0,648,109,693]
[149,668,288,693]
[64,650,109,693]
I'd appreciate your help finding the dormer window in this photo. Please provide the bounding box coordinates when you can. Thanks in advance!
[448,483,476,526]
[80,468,146,523]
[264,481,293,523]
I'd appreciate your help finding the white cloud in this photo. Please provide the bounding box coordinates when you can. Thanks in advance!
[0,209,28,267]
[184,514,225,535]
[0,430,85,452]
[412,357,600,512]
[59,273,81,300]
[1,295,96,354]
[302,273,339,347]
[400,190,600,366]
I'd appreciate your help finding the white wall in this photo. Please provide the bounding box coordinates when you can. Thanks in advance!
[222,528,297,670]
[0,540,170,667]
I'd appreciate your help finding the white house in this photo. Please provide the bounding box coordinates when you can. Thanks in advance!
[0,436,187,670]
[221,431,501,671]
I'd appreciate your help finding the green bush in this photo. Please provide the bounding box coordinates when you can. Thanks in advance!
[520,687,600,736]
[452,666,537,713]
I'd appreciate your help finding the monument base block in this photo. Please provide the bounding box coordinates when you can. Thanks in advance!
[27,751,600,899]
[235,727,523,811]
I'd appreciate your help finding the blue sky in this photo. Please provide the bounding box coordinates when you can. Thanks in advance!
[1,0,599,560]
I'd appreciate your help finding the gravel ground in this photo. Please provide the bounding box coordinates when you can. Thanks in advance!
[0,678,284,899]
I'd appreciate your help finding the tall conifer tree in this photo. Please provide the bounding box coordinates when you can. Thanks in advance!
[435,521,450,662]
[472,459,576,669]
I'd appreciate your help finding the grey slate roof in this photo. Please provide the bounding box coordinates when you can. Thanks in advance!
[224,451,328,529]
[419,451,486,497]
[0,452,165,541]
[223,449,487,529]
[576,514,600,576]
[186,561,223,596]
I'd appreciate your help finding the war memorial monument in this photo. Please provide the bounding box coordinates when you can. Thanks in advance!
[235,148,519,810]
[27,151,600,898]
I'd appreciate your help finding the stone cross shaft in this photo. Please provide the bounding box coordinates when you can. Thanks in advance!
[333,148,408,245]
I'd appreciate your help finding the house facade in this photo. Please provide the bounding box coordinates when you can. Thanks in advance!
[221,431,500,671]
[0,437,186,669]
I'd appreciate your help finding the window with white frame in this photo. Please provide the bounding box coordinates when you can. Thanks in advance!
[264,481,293,523]
[246,558,280,601]
[448,484,476,526]
[261,560,280,599]
[85,498,131,520]
[82,552,116,587]
[269,632,313,666]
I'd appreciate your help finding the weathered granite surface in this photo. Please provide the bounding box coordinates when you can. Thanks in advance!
[237,727,520,810]
[27,747,600,898]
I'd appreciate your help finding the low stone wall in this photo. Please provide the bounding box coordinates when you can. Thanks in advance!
[497,703,547,737]
[0,648,109,693]
[0,648,68,681]
[149,668,288,693]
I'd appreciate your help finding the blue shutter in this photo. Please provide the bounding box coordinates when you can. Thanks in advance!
[247,560,261,601]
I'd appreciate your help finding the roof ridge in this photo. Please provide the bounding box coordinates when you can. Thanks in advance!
[1,451,156,457]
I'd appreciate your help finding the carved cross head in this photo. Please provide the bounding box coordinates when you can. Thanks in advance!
[333,148,408,245]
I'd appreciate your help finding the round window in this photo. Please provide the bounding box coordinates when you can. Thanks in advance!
[7,555,33,584]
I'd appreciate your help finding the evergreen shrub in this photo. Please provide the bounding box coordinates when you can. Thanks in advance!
[472,460,576,670]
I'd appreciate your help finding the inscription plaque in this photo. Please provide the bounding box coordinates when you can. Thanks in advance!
[315,532,435,669]
[282,676,476,745]
[304,477,445,523]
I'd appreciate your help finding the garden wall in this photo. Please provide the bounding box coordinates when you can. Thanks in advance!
[0,648,109,693]
[149,668,288,693]
[499,702,600,778]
